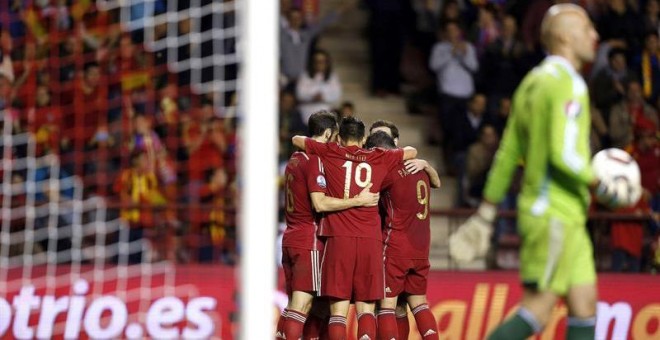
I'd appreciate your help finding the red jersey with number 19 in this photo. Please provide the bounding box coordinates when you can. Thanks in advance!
[381,163,432,259]
[305,138,403,240]
[283,151,327,250]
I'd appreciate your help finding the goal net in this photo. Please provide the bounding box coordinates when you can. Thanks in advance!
[0,112,175,339]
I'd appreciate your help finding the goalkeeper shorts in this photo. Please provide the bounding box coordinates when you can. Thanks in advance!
[517,213,596,295]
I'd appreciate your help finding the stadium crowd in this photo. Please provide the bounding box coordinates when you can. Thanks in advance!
[398,0,660,272]
[0,1,238,264]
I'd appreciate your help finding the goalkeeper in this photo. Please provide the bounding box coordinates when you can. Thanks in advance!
[449,4,632,340]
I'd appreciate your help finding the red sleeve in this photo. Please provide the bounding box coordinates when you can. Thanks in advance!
[306,155,327,194]
[384,148,404,168]
[304,138,329,156]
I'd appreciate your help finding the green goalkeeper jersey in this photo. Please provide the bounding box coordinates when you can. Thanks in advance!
[483,56,595,221]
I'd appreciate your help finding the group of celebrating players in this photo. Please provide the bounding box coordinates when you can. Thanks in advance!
[274,3,639,339]
[276,111,442,340]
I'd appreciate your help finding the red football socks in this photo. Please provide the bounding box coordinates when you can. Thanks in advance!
[396,312,410,340]
[412,304,438,340]
[284,309,307,340]
[357,312,376,340]
[328,315,347,340]
[377,308,397,340]
[276,309,287,339]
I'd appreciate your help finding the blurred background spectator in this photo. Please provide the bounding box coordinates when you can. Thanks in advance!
[430,20,478,154]
[295,49,342,123]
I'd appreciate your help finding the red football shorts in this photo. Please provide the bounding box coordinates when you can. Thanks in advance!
[384,256,430,297]
[320,236,384,301]
[282,246,322,296]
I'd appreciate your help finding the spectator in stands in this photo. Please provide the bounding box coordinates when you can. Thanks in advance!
[128,113,165,171]
[0,42,21,135]
[596,0,643,55]
[87,125,120,196]
[338,101,355,119]
[12,41,37,109]
[609,80,659,148]
[198,168,235,264]
[644,0,660,38]
[439,0,463,28]
[480,14,525,108]
[521,0,553,54]
[183,109,225,204]
[278,90,306,161]
[118,35,149,97]
[452,92,489,158]
[61,35,79,80]
[29,85,62,155]
[491,97,510,137]
[464,124,499,207]
[280,5,342,85]
[279,90,306,135]
[7,173,26,255]
[469,4,500,57]
[365,0,408,96]
[295,49,342,124]
[280,0,294,28]
[114,151,167,263]
[591,48,631,121]
[590,105,609,153]
[633,32,660,105]
[410,0,442,60]
[611,199,649,273]
[33,154,75,258]
[610,197,651,273]
[629,118,659,207]
[430,20,478,143]
[0,27,15,106]
[69,62,109,164]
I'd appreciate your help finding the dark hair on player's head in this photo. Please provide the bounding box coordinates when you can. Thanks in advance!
[308,110,338,137]
[339,116,366,143]
[365,131,396,150]
[369,120,399,139]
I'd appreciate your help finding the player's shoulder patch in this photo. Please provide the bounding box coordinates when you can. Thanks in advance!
[564,100,582,118]
[316,175,327,189]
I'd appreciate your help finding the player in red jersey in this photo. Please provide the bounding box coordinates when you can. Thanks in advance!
[277,112,381,340]
[366,130,442,340]
[292,116,417,340]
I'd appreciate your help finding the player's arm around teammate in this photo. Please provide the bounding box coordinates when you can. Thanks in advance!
[296,117,418,340]
[366,130,441,340]
[292,135,418,161]
[278,112,380,340]
[368,119,440,190]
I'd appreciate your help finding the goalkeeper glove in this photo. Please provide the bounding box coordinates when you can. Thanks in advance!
[449,202,497,263]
